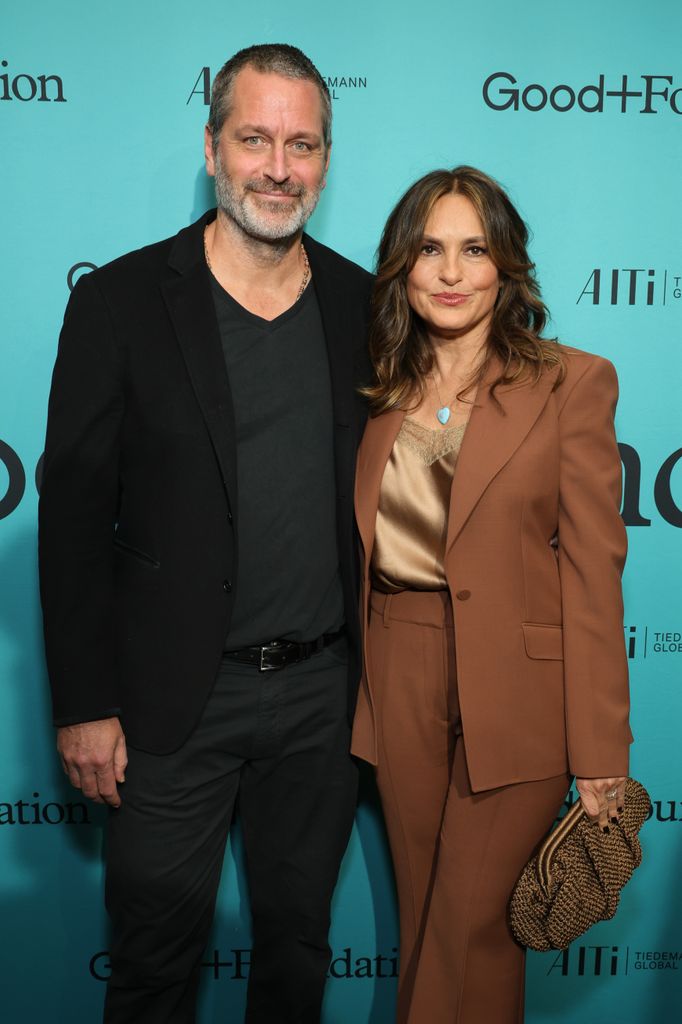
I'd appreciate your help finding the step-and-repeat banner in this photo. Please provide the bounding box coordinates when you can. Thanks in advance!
[2,2,680,1021]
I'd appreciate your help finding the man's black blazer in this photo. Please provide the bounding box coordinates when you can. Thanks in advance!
[39,211,373,754]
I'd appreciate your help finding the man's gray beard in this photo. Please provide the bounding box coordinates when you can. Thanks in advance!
[213,152,322,242]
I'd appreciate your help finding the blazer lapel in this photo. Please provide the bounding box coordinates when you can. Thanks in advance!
[446,360,560,552]
[355,408,405,563]
[304,236,353,427]
[160,213,239,514]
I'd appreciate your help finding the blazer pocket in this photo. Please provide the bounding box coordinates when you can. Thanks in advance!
[522,622,563,660]
[113,537,160,569]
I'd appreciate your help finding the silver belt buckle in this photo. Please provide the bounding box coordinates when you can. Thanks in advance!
[259,641,283,672]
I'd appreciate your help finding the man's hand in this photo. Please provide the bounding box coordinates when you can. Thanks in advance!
[57,718,127,808]
[575,776,627,829]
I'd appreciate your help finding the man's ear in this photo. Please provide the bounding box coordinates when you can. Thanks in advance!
[204,125,216,177]
[321,143,332,189]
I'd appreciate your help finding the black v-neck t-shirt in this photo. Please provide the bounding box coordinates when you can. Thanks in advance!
[210,277,344,648]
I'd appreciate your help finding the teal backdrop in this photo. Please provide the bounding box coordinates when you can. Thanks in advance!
[1,1,681,1020]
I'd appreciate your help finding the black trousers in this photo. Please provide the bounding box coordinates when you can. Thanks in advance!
[103,640,358,1024]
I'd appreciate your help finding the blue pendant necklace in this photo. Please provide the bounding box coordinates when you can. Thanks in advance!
[432,375,455,426]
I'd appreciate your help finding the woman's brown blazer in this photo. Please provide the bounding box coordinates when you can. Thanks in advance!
[351,346,633,792]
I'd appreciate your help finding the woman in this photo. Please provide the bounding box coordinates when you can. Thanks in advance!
[351,166,632,1023]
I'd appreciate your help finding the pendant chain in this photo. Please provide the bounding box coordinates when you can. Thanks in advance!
[431,373,459,426]
[203,229,310,303]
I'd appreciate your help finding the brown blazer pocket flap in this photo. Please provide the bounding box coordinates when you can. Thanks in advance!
[522,623,564,660]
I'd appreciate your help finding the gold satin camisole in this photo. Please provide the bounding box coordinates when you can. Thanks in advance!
[371,417,467,593]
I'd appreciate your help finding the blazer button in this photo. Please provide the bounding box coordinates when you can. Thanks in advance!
[455,589,471,601]
[223,579,232,592]
[227,511,233,523]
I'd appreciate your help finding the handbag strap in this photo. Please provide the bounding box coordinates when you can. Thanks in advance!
[537,798,586,894]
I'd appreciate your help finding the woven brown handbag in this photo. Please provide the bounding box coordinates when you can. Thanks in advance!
[509,778,650,951]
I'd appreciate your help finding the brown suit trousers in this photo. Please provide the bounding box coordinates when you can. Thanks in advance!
[369,589,569,1023]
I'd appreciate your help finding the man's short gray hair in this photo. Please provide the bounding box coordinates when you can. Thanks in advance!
[207,43,332,151]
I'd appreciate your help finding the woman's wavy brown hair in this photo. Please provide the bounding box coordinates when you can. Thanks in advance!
[362,165,564,412]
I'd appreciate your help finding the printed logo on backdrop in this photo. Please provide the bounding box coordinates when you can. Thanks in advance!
[93,941,682,982]
[482,73,682,114]
[322,77,367,100]
[90,949,252,983]
[623,625,682,659]
[577,268,682,306]
[1,59,66,102]
[0,793,89,825]
[186,68,367,106]
[68,262,98,291]
[90,947,397,982]
[0,439,25,520]
[546,946,682,976]
[619,443,682,528]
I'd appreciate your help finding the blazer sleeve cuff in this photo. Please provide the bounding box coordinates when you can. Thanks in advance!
[53,707,122,728]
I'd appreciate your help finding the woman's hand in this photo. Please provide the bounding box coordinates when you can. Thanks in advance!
[575,777,627,829]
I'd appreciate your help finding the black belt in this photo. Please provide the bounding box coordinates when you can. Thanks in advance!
[223,629,345,672]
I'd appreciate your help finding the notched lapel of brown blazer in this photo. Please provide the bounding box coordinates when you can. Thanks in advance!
[355,360,561,565]
[446,360,561,553]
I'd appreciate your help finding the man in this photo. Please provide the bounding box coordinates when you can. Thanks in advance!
[39,43,372,1023]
